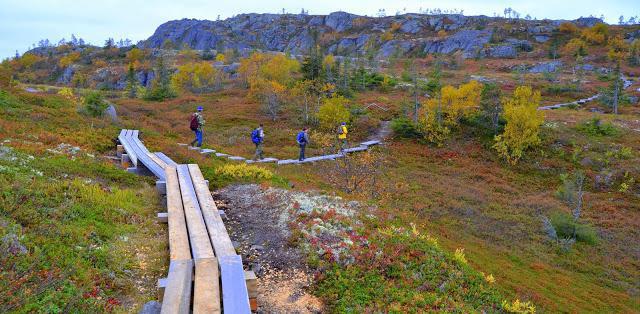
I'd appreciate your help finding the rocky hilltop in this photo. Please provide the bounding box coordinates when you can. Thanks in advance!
[140,12,604,59]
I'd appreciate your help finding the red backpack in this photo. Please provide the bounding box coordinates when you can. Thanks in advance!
[190,114,199,131]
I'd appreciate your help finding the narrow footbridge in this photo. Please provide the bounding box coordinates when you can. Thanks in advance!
[117,130,255,314]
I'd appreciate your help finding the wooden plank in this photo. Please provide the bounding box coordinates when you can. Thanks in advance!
[187,164,237,257]
[219,255,251,314]
[155,152,178,167]
[148,152,168,170]
[160,259,193,314]
[177,165,216,260]
[193,258,221,314]
[118,130,138,166]
[125,132,165,180]
[165,167,191,261]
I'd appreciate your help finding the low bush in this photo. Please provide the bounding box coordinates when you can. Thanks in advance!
[576,118,619,137]
[390,118,422,139]
[83,91,108,117]
[214,163,273,182]
[550,212,598,245]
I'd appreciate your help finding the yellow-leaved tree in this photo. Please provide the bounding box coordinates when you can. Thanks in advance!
[171,61,222,93]
[493,86,544,165]
[238,52,300,120]
[418,80,482,146]
[581,23,609,45]
[317,96,351,131]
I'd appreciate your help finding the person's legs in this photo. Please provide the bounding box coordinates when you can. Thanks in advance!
[258,142,264,159]
[341,139,348,150]
[299,144,305,161]
[190,131,197,146]
[196,130,203,147]
[254,143,263,160]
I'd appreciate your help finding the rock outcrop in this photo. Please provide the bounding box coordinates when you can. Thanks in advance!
[139,12,595,59]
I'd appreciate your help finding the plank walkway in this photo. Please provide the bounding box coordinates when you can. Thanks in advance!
[177,140,382,166]
[117,130,253,313]
[538,75,634,110]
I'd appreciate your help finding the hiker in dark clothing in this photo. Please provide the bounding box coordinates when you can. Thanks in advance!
[189,106,205,147]
[251,124,265,160]
[296,128,309,161]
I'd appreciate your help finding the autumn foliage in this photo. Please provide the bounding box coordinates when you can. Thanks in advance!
[493,86,544,164]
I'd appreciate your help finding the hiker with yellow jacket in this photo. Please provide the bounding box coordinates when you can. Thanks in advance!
[338,122,348,152]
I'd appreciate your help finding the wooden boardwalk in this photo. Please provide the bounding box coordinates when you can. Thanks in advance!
[118,130,254,313]
[178,140,382,166]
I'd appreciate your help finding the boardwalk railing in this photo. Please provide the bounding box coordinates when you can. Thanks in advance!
[117,129,253,313]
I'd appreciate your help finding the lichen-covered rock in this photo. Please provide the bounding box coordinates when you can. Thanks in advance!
[574,17,604,28]
[57,65,77,84]
[486,45,517,58]
[528,60,563,73]
[324,11,355,32]
[139,301,161,314]
[505,38,533,51]
[423,29,493,57]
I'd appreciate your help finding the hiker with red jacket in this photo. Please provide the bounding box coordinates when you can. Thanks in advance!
[189,106,205,147]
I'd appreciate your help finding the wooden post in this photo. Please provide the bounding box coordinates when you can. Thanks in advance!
[156,180,167,195]
[157,212,168,223]
[116,144,124,158]
[245,270,258,311]
[121,153,131,168]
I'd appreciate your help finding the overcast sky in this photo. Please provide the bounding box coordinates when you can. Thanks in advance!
[1,0,638,59]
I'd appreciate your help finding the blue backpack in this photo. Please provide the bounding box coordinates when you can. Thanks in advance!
[251,129,261,144]
[296,131,306,144]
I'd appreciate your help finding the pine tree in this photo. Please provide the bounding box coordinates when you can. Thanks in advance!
[126,63,138,98]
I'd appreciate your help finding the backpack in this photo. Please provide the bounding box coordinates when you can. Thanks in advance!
[189,114,199,131]
[337,125,344,135]
[297,132,307,144]
[251,129,261,144]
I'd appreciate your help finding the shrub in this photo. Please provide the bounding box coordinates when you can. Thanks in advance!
[214,164,273,182]
[317,96,351,131]
[390,118,422,139]
[550,212,598,244]
[576,118,619,137]
[502,299,536,314]
[83,91,108,117]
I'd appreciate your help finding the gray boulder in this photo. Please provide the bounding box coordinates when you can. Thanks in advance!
[400,19,422,34]
[1,233,27,256]
[423,30,492,58]
[574,17,604,28]
[378,40,416,58]
[625,29,640,41]
[534,35,550,43]
[505,38,533,51]
[57,65,77,85]
[139,301,161,314]
[528,61,563,73]
[325,11,355,32]
[486,45,517,58]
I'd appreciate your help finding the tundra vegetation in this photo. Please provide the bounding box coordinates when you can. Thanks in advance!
[1,9,639,313]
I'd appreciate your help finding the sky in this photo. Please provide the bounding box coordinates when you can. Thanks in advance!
[1,0,638,59]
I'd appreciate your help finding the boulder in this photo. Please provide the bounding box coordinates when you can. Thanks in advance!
[486,45,517,58]
[423,30,492,58]
[57,65,76,85]
[574,17,604,28]
[400,19,422,34]
[534,35,550,43]
[528,61,563,73]
[378,40,416,58]
[625,29,640,41]
[505,38,533,51]
[325,11,355,32]
[139,301,161,314]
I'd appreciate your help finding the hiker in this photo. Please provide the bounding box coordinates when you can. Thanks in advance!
[189,106,205,147]
[338,122,348,151]
[251,124,265,160]
[296,127,309,161]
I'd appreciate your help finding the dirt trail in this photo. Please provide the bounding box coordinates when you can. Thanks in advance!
[368,120,392,142]
[215,185,323,313]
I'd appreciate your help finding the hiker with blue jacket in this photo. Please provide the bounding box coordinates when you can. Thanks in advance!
[296,127,310,161]
[189,106,205,147]
[251,124,265,160]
